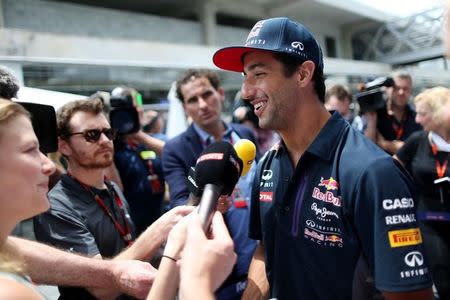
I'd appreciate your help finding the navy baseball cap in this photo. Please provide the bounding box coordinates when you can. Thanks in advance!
[213,17,323,73]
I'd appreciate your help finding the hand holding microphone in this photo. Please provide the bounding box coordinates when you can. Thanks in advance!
[194,139,256,232]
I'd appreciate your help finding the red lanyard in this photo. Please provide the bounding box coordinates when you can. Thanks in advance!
[390,113,406,140]
[68,174,133,246]
[431,143,450,179]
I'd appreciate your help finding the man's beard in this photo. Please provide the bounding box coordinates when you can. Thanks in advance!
[71,149,113,170]
[78,157,113,169]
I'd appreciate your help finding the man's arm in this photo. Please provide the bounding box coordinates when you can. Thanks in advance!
[363,111,378,143]
[132,131,165,155]
[115,205,194,261]
[382,289,433,300]
[242,243,269,300]
[6,236,155,299]
[377,134,404,155]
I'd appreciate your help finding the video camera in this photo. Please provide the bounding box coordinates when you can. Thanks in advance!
[93,88,141,135]
[17,102,58,154]
[354,77,394,113]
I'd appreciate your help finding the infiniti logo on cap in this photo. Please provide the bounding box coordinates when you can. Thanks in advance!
[404,251,424,267]
[291,41,304,50]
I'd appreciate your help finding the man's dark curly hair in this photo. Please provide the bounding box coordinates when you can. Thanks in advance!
[175,69,221,103]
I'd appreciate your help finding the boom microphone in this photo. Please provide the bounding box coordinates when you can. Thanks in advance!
[195,141,243,231]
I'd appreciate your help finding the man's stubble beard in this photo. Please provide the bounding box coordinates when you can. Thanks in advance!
[72,151,113,170]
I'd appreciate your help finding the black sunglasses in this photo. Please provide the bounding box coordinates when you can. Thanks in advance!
[68,128,117,143]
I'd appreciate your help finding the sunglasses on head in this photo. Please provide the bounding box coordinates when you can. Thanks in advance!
[68,128,117,143]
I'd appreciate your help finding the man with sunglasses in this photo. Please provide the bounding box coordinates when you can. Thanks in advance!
[34,98,193,299]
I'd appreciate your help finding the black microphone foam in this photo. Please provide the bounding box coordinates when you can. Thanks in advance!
[194,141,243,196]
[186,167,202,206]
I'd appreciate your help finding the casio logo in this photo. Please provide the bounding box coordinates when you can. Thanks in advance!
[382,198,414,210]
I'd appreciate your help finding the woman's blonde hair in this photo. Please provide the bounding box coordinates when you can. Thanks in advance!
[414,86,450,127]
[0,98,29,274]
[0,98,30,136]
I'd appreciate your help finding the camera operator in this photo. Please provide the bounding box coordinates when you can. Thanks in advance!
[111,87,166,235]
[364,71,422,154]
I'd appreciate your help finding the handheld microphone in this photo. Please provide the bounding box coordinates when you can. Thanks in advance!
[186,166,202,206]
[186,138,256,206]
[233,139,256,176]
[195,142,243,231]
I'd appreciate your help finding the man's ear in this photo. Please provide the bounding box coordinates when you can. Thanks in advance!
[297,61,316,87]
[217,87,225,102]
[58,137,72,157]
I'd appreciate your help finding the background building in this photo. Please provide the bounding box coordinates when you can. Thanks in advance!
[0,0,448,109]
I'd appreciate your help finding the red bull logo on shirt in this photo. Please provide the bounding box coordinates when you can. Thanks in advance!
[318,177,339,191]
[325,234,343,243]
[312,188,341,207]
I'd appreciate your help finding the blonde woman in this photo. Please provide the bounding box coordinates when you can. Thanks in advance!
[0,99,55,299]
[395,87,450,299]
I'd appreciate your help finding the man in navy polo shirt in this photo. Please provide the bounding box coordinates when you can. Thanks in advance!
[213,17,433,299]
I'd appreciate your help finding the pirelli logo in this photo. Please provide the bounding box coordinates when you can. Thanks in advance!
[388,228,422,248]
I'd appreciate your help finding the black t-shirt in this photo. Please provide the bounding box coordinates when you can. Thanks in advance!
[397,131,450,214]
[377,105,422,141]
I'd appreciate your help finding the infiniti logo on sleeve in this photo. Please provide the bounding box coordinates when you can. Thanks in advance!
[404,251,424,267]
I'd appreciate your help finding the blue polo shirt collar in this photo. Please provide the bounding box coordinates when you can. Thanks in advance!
[276,112,347,161]
[306,112,347,161]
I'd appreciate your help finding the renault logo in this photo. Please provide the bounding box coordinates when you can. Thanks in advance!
[404,251,423,267]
